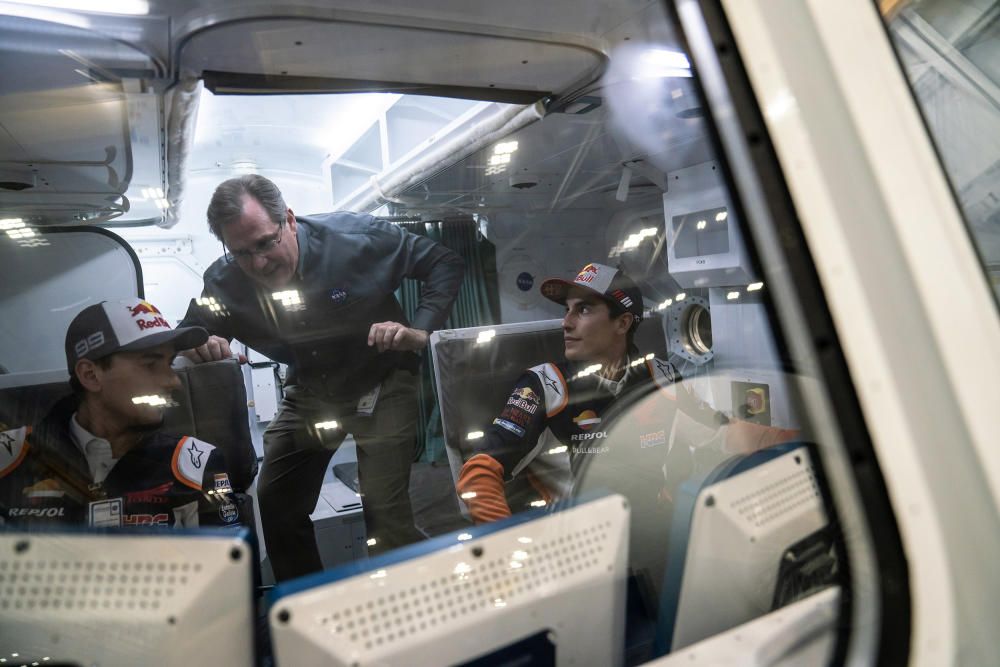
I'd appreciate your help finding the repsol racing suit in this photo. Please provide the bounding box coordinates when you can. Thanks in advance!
[457,355,803,608]
[0,397,242,529]
[456,355,717,520]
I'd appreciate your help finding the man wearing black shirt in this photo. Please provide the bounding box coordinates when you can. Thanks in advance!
[179,174,464,580]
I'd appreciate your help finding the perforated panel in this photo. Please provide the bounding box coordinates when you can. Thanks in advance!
[271,494,630,667]
[315,521,613,651]
[670,448,829,650]
[0,554,203,614]
[730,466,820,528]
[0,532,254,667]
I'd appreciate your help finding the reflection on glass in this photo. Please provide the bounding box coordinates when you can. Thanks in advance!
[131,394,169,406]
[672,206,730,258]
[271,290,302,308]
[883,3,1000,304]
[0,1,867,663]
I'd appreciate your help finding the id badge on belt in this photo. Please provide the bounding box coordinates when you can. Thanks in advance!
[88,498,123,527]
[356,383,381,416]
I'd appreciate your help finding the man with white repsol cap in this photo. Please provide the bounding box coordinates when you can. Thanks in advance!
[0,298,243,529]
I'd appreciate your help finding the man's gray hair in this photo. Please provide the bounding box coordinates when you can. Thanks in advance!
[206,174,287,240]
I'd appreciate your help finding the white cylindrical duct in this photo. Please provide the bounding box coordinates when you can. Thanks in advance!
[341,101,546,213]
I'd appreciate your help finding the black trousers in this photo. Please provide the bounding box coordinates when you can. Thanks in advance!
[257,368,423,581]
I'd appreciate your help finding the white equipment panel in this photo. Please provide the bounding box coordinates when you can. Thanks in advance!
[0,531,255,666]
[671,449,827,649]
[645,587,839,667]
[270,494,630,666]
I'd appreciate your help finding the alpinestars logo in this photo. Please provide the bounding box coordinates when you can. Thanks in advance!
[540,369,562,396]
[654,359,676,382]
[188,441,204,469]
[0,431,15,456]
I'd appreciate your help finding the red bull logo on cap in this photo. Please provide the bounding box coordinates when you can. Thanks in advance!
[128,300,170,331]
[128,300,161,317]
[575,263,601,284]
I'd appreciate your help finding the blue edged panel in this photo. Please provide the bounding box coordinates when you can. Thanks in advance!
[653,442,806,655]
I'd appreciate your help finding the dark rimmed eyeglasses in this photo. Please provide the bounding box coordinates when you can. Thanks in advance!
[223,221,284,263]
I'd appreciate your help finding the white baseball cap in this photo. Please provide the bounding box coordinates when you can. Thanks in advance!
[65,298,208,371]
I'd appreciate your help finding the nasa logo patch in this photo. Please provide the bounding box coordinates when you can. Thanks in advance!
[330,288,348,304]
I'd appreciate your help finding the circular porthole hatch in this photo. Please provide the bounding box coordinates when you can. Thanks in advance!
[664,294,714,365]
[682,303,712,356]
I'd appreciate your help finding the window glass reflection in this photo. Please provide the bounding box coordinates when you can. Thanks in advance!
[0,2,864,663]
[883,1,1000,305]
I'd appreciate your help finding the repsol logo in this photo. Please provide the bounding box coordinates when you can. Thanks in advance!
[9,507,65,518]
[137,316,170,331]
[570,431,607,442]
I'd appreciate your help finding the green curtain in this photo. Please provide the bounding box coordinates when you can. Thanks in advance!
[397,219,499,462]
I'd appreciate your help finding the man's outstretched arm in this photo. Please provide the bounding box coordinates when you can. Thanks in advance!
[177,293,246,363]
[457,373,548,523]
[366,218,466,352]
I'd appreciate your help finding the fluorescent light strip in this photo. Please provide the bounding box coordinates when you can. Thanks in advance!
[5,0,149,15]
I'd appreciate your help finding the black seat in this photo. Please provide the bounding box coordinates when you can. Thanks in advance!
[164,359,258,492]
[0,359,258,493]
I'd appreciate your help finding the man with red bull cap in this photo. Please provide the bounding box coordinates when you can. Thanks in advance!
[456,262,797,522]
[458,262,800,621]
[0,298,242,529]
[456,262,693,521]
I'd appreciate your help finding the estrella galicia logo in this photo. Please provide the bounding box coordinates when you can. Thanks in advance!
[330,288,348,304]
[516,272,534,292]
[219,502,240,524]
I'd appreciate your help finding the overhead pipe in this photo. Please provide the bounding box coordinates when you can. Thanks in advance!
[339,100,545,214]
